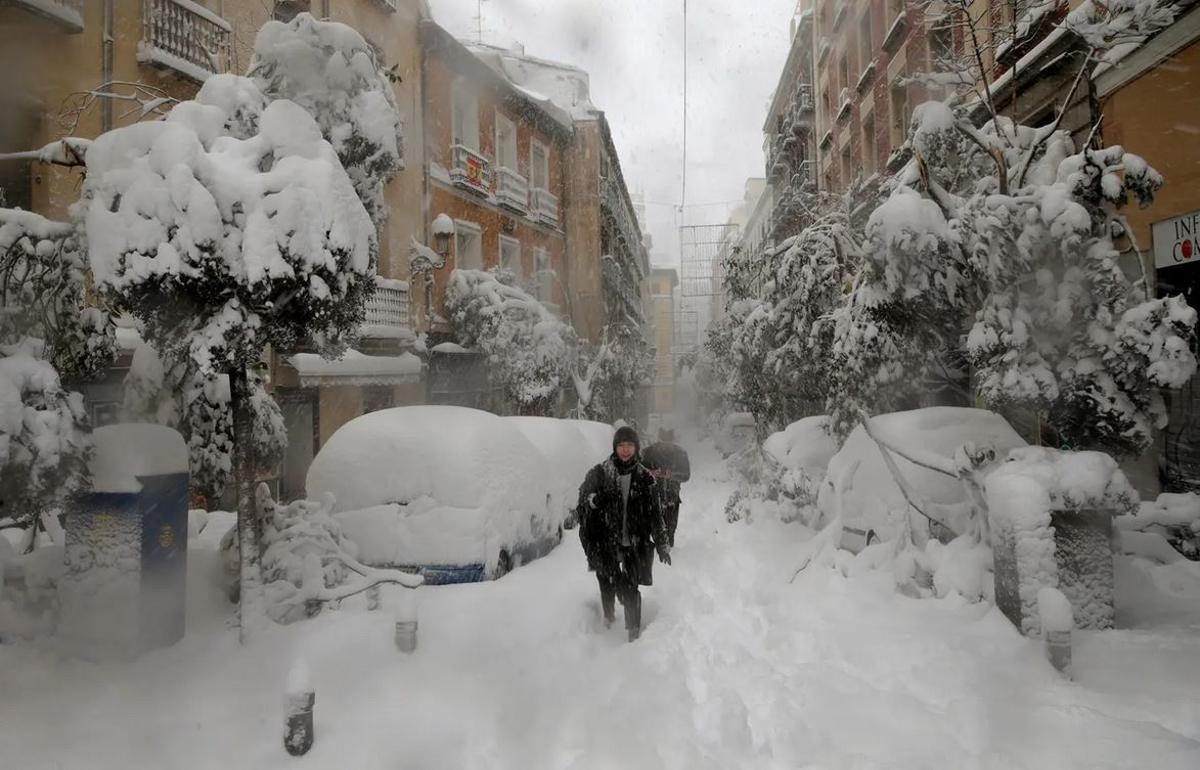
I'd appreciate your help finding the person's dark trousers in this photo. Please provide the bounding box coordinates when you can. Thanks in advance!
[663,502,679,547]
[597,572,617,625]
[620,582,642,641]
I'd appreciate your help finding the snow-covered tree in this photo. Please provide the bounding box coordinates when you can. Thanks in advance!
[831,0,1195,455]
[71,15,398,637]
[571,322,653,424]
[247,12,404,229]
[446,268,578,415]
[0,209,114,546]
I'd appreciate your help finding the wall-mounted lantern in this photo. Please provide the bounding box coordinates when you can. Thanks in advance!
[409,214,456,330]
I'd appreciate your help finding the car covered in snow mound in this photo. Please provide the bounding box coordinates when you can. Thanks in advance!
[818,407,1027,552]
[502,417,610,526]
[306,405,562,583]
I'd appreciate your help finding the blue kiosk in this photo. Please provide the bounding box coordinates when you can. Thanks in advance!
[58,424,190,659]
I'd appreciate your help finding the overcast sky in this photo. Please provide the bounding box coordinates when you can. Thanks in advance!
[431,0,799,268]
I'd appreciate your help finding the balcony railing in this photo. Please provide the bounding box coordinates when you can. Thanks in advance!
[138,0,232,83]
[14,0,84,31]
[531,187,558,226]
[362,277,411,338]
[450,143,491,196]
[495,166,529,214]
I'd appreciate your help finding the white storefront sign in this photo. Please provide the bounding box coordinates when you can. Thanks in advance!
[1153,209,1200,269]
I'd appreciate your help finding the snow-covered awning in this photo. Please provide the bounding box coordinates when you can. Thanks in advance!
[286,350,424,386]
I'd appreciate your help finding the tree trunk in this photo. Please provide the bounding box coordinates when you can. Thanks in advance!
[231,366,264,643]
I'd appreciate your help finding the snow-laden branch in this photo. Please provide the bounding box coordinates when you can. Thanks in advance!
[0,138,90,168]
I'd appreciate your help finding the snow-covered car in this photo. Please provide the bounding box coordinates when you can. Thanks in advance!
[817,407,1027,552]
[762,415,837,478]
[306,406,562,583]
[503,417,609,527]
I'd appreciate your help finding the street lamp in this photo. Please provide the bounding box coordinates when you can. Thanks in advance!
[409,214,455,330]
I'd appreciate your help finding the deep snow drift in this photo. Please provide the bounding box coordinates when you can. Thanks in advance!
[1,438,1198,769]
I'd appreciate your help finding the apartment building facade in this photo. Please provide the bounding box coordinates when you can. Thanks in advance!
[650,267,678,415]
[0,0,434,501]
[419,24,572,334]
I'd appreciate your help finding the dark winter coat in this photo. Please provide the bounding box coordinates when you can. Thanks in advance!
[577,456,668,586]
[642,442,691,504]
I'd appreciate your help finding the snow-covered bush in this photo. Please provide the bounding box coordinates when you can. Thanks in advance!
[0,210,114,537]
[260,492,359,624]
[1117,492,1200,561]
[446,268,578,415]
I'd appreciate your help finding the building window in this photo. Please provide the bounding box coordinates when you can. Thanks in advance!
[534,247,552,302]
[929,19,953,66]
[499,235,522,277]
[841,144,853,188]
[863,114,877,176]
[451,80,479,150]
[839,52,850,94]
[531,140,549,189]
[495,112,517,171]
[890,81,910,148]
[888,0,905,22]
[859,11,874,73]
[455,220,482,270]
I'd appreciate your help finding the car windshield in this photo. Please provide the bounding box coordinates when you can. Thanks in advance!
[2,0,1199,767]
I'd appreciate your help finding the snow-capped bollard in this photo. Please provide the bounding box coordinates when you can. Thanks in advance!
[394,588,418,653]
[1038,587,1074,677]
[284,659,315,756]
[366,584,381,611]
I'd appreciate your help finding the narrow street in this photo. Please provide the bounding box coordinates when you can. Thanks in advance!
[3,438,1198,769]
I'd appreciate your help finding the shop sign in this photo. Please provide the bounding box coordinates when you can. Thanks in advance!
[1153,209,1200,269]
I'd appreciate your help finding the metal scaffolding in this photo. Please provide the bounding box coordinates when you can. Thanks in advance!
[679,223,739,298]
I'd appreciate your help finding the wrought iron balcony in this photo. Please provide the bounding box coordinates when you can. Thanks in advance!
[531,187,559,227]
[13,0,84,31]
[138,0,232,83]
[495,166,529,214]
[450,143,492,197]
[361,277,412,338]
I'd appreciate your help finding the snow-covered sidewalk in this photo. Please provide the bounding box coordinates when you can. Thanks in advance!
[2,441,1199,769]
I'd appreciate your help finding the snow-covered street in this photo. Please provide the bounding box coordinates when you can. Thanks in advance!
[2,439,1199,769]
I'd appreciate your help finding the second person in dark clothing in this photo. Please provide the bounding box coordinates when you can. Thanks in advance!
[642,428,691,547]
[577,426,670,642]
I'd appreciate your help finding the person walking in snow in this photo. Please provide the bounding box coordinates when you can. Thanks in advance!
[577,426,671,641]
[642,428,691,548]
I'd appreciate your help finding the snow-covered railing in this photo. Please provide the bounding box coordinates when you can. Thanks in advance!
[14,0,84,31]
[138,0,232,83]
[836,89,852,122]
[495,166,529,214]
[450,143,491,196]
[795,84,815,115]
[362,276,411,337]
[532,186,558,226]
[883,11,907,53]
[856,61,876,93]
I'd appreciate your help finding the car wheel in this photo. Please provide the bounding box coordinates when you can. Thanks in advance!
[494,549,513,579]
[557,524,564,542]
[865,530,879,547]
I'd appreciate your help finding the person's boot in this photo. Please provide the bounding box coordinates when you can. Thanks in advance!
[624,590,642,642]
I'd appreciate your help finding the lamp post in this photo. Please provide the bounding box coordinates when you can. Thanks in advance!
[409,214,455,331]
